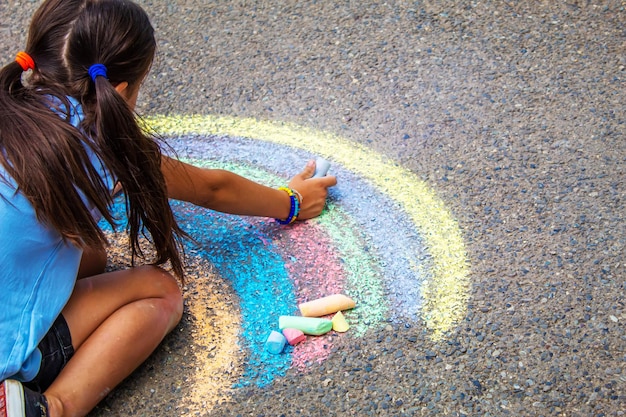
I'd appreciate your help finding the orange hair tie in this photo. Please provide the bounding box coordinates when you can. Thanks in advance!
[15,51,35,71]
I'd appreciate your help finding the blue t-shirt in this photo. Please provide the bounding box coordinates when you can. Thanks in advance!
[0,97,114,382]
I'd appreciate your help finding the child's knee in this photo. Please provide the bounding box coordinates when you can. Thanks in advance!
[137,265,184,320]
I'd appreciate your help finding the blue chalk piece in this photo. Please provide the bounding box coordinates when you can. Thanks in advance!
[264,330,287,354]
[313,157,331,178]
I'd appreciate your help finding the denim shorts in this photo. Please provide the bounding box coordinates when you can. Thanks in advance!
[23,315,74,393]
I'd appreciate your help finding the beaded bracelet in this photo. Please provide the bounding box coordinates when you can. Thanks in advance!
[275,186,300,225]
[292,188,303,205]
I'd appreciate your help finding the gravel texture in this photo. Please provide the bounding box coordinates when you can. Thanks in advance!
[1,0,625,416]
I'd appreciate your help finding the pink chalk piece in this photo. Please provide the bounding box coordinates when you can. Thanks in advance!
[299,294,356,317]
[282,328,306,345]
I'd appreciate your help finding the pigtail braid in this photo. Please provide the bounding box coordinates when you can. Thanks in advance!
[65,0,186,278]
[90,73,185,277]
[0,58,113,249]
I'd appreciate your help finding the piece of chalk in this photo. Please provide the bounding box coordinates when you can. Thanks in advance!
[278,316,333,336]
[299,294,356,317]
[282,328,306,345]
[331,311,350,332]
[312,157,331,178]
[264,330,287,354]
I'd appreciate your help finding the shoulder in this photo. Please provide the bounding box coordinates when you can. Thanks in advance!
[66,96,85,128]
[44,95,85,128]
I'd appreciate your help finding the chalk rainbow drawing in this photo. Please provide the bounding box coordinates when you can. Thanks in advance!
[106,114,469,408]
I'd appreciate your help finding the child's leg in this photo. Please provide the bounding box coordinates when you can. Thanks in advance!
[44,265,183,417]
[76,245,107,279]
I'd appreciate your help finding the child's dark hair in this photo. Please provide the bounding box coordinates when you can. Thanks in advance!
[0,0,109,248]
[25,0,86,87]
[0,0,186,278]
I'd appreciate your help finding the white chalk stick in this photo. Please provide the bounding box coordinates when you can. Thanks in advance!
[312,157,331,178]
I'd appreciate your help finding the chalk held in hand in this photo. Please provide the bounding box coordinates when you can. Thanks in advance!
[264,330,287,354]
[331,311,350,332]
[282,328,306,345]
[279,316,333,336]
[312,157,331,178]
[299,294,356,317]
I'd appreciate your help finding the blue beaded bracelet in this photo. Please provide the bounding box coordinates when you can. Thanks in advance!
[275,187,300,225]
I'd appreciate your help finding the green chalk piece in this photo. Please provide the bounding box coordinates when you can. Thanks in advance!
[278,315,333,336]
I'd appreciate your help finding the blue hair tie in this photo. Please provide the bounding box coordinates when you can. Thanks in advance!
[88,63,107,82]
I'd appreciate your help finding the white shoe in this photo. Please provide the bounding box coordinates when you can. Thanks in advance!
[0,380,47,417]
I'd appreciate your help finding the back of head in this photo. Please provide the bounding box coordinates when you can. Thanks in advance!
[65,0,155,111]
[0,0,88,112]
[26,0,87,88]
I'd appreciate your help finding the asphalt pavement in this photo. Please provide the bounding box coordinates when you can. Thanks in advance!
[1,1,625,416]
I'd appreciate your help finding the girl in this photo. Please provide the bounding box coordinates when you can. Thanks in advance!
[0,1,336,416]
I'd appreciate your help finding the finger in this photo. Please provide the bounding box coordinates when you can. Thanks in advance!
[316,174,337,187]
[300,159,316,179]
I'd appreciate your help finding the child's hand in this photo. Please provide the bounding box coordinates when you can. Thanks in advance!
[287,160,337,220]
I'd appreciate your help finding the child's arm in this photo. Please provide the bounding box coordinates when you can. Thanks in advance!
[160,155,337,220]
